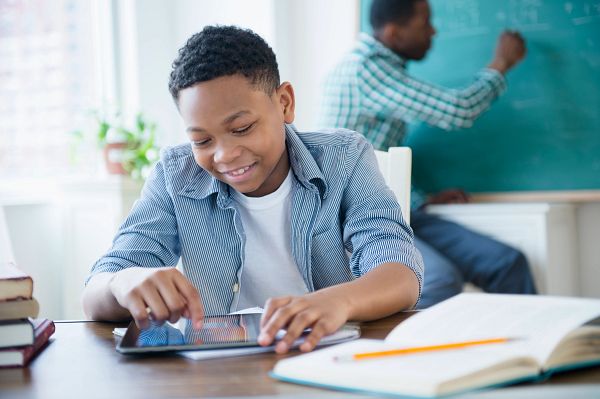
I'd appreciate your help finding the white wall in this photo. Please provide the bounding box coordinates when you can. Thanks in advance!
[119,0,359,146]
[3,203,63,319]
[274,0,359,130]
[0,0,362,320]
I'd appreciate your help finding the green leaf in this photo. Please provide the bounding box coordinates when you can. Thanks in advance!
[97,121,110,144]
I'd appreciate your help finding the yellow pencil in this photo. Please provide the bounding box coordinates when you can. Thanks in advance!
[334,337,516,362]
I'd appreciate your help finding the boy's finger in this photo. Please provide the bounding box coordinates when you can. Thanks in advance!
[144,290,170,323]
[173,274,204,328]
[299,322,328,352]
[279,311,318,351]
[157,279,188,320]
[261,297,291,329]
[259,306,296,346]
[128,296,152,329]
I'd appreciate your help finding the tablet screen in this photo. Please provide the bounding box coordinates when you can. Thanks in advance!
[117,314,264,354]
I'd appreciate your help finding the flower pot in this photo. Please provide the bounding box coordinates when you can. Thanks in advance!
[103,142,127,175]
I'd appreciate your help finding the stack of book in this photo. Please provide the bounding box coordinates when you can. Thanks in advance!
[0,262,55,368]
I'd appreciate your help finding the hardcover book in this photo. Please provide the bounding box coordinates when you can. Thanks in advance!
[0,262,33,301]
[0,298,40,321]
[0,318,55,368]
[271,293,600,398]
[0,319,35,348]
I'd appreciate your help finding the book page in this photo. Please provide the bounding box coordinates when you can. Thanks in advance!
[386,293,600,364]
[272,339,539,397]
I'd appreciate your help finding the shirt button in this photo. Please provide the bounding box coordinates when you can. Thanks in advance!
[233,283,239,293]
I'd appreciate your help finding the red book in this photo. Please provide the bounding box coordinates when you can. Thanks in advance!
[0,318,55,368]
[0,262,33,301]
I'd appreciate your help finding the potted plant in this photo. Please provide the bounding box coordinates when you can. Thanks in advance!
[72,111,160,180]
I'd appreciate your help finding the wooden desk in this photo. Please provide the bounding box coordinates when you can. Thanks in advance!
[1,313,599,398]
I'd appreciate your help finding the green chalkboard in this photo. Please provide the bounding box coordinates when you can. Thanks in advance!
[360,0,600,193]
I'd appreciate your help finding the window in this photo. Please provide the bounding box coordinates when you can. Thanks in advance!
[0,0,107,178]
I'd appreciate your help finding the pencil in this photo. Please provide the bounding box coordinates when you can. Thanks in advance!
[334,337,516,362]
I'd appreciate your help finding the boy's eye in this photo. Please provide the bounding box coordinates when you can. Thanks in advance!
[192,139,210,148]
[233,123,254,134]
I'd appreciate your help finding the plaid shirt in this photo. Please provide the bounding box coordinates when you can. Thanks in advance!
[320,33,507,206]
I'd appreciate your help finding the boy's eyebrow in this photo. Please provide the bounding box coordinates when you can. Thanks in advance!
[186,110,251,133]
[222,110,251,125]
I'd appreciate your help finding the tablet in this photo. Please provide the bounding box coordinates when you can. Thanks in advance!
[117,314,266,354]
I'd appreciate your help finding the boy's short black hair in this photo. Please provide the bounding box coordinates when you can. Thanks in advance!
[370,0,422,30]
[168,25,280,103]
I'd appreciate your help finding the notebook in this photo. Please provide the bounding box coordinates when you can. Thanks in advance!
[271,293,600,398]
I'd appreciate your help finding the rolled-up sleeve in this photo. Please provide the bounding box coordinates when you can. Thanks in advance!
[340,134,424,297]
[360,56,506,131]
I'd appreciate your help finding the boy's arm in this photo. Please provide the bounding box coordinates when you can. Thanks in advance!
[82,272,131,322]
[259,134,422,353]
[82,158,203,328]
[258,262,418,353]
[82,268,204,329]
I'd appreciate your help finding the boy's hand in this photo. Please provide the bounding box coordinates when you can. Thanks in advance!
[108,267,204,330]
[258,290,352,354]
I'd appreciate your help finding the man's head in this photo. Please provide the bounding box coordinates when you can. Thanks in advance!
[370,0,436,60]
[170,26,295,197]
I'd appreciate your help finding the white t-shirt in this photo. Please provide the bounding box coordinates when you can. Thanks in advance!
[232,169,308,310]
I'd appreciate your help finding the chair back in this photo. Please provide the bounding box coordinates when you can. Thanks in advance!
[374,147,412,224]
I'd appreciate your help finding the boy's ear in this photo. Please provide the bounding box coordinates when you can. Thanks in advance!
[276,82,295,124]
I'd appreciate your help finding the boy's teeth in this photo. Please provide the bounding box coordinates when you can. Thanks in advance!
[230,166,250,176]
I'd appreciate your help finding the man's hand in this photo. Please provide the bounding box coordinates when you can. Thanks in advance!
[108,267,204,330]
[258,291,352,354]
[425,189,470,205]
[488,30,526,74]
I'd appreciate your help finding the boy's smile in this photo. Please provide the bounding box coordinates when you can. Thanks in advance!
[178,74,295,197]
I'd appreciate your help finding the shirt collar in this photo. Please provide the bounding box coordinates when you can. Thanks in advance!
[179,124,327,204]
[356,32,408,69]
[284,124,327,199]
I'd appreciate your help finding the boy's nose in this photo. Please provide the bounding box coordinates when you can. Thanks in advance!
[213,143,242,164]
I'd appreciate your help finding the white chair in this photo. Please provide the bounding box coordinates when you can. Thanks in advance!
[0,207,15,263]
[374,147,412,224]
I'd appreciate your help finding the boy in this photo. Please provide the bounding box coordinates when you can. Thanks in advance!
[82,26,423,354]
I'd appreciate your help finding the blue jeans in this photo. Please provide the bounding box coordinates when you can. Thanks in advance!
[411,209,537,308]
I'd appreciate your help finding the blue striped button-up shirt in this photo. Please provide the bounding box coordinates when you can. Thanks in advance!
[88,125,424,316]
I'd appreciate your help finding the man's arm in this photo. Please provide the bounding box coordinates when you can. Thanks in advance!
[360,30,525,130]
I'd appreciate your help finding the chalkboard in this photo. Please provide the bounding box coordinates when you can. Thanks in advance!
[360,0,600,193]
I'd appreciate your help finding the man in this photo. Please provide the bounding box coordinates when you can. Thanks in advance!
[321,0,536,307]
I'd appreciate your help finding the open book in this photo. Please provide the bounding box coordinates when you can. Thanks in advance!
[271,293,600,398]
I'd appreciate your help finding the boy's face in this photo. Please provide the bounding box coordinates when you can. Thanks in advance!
[178,74,295,197]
